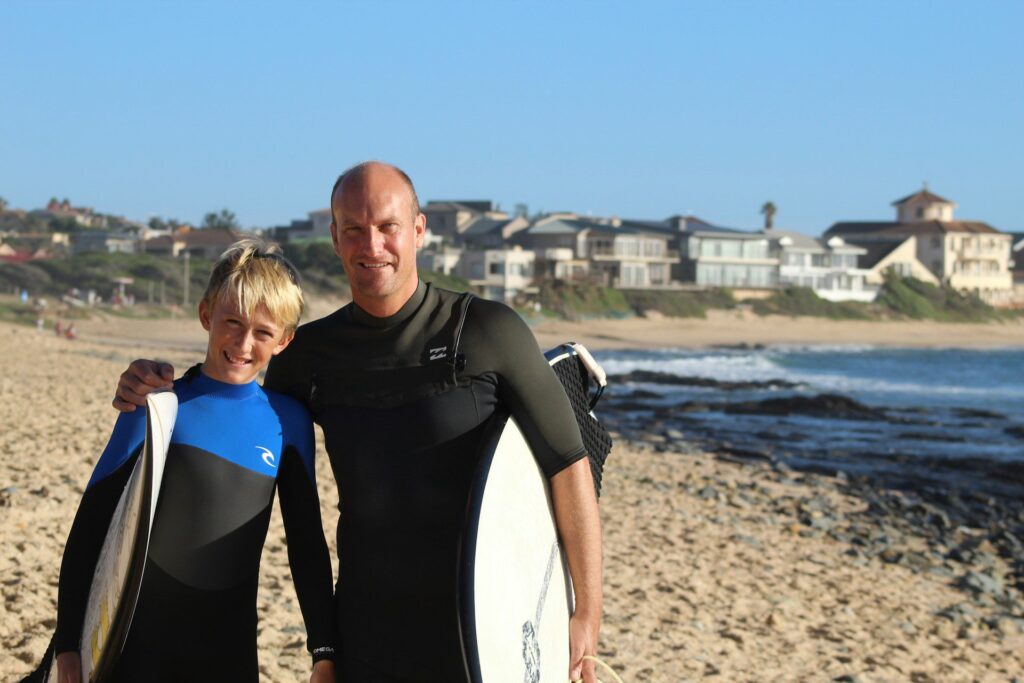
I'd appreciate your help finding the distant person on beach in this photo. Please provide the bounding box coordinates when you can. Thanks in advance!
[35,240,336,683]
[113,162,603,682]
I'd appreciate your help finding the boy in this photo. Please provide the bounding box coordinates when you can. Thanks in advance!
[50,240,336,682]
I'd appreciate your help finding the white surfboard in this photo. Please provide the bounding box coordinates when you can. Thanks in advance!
[43,391,177,683]
[460,343,610,683]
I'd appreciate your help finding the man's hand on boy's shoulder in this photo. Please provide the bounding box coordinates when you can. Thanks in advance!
[113,359,175,412]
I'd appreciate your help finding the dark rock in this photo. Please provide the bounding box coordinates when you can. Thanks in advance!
[724,394,888,421]
[1005,425,1024,440]
[607,369,802,391]
[958,570,1004,598]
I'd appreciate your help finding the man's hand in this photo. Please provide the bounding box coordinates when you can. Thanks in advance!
[55,651,82,683]
[569,611,599,683]
[309,659,335,683]
[113,359,175,412]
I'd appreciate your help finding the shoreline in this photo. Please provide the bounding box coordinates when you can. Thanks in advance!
[49,305,1024,355]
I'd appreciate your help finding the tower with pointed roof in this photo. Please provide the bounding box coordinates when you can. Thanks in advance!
[892,184,956,223]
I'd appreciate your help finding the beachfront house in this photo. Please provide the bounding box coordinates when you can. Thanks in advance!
[416,244,463,276]
[457,215,530,250]
[70,230,139,255]
[1011,233,1024,306]
[826,187,1014,305]
[850,236,940,288]
[143,227,254,259]
[422,201,508,244]
[266,208,334,243]
[675,222,778,289]
[764,229,874,302]
[453,246,536,303]
[515,214,678,288]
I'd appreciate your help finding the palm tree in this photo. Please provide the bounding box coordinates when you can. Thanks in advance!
[761,201,776,229]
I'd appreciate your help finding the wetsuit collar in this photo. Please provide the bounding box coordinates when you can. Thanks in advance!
[193,368,261,399]
[350,279,428,329]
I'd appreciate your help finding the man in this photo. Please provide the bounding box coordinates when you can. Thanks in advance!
[115,162,602,682]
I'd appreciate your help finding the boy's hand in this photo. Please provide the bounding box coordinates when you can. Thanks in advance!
[113,359,175,412]
[310,659,335,683]
[55,651,82,683]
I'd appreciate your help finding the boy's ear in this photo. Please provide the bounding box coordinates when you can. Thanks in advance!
[198,299,212,331]
[272,329,296,356]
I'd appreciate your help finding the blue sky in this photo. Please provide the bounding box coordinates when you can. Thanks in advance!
[2,1,1021,235]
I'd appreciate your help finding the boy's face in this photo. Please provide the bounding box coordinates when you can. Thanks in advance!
[198,296,294,385]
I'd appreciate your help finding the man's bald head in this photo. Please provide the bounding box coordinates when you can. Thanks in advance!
[330,161,420,224]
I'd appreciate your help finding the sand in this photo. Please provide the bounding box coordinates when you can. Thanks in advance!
[1,317,1021,682]
[62,303,1024,357]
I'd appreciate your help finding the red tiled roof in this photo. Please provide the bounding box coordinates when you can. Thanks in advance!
[827,220,1002,237]
[891,189,953,206]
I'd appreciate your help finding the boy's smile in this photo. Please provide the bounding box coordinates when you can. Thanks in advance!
[198,296,294,385]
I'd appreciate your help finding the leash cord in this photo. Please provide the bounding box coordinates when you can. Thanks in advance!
[570,655,626,683]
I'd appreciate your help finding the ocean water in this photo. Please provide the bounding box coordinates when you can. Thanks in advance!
[594,346,1024,492]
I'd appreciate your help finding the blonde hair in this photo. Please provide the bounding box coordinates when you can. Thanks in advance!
[202,239,304,332]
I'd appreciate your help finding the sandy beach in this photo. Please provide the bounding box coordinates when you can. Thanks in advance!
[1,316,1021,682]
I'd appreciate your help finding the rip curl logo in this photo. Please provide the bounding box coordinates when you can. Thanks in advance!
[257,446,276,468]
[429,346,447,361]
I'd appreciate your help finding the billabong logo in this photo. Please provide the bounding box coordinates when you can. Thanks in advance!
[257,447,276,468]
[429,346,447,361]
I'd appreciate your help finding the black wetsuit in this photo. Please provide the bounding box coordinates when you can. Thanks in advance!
[264,281,586,682]
[54,369,336,682]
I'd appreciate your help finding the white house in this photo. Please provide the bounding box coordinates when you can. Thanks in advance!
[765,229,874,302]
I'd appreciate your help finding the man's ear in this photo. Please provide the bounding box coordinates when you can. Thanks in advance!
[414,212,426,249]
[198,299,212,331]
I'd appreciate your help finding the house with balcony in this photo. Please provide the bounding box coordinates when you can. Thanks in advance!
[764,229,874,301]
[515,215,677,288]
[454,246,536,303]
[669,222,777,288]
[825,187,1014,305]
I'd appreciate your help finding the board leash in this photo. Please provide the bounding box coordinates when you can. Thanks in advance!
[570,655,626,683]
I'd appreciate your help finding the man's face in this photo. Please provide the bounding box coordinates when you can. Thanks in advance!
[330,166,426,315]
[198,296,293,384]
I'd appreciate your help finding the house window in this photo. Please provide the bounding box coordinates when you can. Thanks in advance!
[916,207,924,218]
[931,237,941,248]
[489,262,504,275]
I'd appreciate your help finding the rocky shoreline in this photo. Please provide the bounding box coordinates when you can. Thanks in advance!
[598,374,1024,663]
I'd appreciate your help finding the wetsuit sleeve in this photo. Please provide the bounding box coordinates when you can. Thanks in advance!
[55,411,146,653]
[276,413,337,664]
[462,300,587,476]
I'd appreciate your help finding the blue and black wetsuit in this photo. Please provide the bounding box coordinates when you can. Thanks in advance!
[54,367,336,682]
[264,281,586,682]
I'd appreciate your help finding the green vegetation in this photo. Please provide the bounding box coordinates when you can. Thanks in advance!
[419,270,471,292]
[622,288,735,318]
[538,281,633,319]
[281,241,349,294]
[0,252,213,305]
[751,287,872,320]
[875,271,1010,322]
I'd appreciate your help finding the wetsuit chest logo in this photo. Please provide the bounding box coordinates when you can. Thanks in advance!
[256,447,277,468]
[429,346,447,361]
